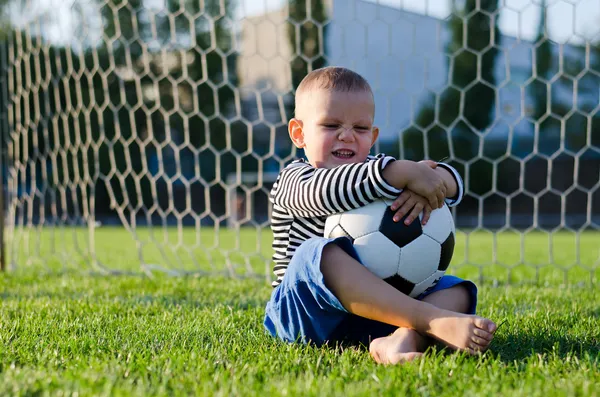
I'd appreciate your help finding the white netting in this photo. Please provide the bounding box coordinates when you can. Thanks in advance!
[1,0,599,283]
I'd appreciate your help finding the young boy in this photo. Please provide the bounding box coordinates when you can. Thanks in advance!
[264,66,497,364]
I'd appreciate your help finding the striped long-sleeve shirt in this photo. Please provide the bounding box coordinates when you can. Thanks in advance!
[269,154,465,287]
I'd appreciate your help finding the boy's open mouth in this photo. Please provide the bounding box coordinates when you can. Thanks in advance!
[332,150,355,159]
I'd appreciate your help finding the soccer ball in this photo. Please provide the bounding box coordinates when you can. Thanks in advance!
[323,199,455,298]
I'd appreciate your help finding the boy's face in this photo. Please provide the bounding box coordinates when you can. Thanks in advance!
[289,89,379,169]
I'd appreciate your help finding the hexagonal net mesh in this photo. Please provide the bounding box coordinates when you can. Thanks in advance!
[0,0,598,284]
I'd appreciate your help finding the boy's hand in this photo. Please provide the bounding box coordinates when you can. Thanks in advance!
[390,189,433,226]
[419,159,438,169]
[405,161,447,209]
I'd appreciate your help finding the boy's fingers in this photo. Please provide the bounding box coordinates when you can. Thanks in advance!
[390,191,411,211]
[436,189,445,209]
[393,198,414,222]
[419,160,437,169]
[427,197,435,210]
[428,195,440,211]
[421,205,432,225]
[404,202,424,225]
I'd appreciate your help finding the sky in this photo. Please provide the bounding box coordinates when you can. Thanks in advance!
[8,0,600,46]
[237,0,600,44]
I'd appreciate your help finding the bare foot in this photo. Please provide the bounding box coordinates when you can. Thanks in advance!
[426,311,497,354]
[369,328,427,365]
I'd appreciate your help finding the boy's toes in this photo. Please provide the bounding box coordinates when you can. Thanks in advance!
[468,340,491,353]
[474,317,497,333]
[473,327,494,341]
[471,335,491,348]
[466,347,480,355]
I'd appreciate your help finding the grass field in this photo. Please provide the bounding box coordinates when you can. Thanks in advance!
[1,227,599,396]
[6,227,600,284]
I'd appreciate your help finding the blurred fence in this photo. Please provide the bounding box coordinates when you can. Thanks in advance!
[0,0,598,281]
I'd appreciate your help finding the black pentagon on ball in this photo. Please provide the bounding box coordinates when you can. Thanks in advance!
[438,232,455,271]
[378,206,423,247]
[328,224,354,243]
[384,275,415,296]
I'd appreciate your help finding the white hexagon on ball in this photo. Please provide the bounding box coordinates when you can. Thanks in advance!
[421,205,454,244]
[397,234,441,283]
[325,213,342,230]
[338,200,389,239]
[409,270,446,298]
[353,232,401,279]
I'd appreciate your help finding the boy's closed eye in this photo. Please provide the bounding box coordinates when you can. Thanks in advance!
[321,124,370,131]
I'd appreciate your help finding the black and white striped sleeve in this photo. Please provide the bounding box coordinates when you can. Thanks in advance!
[437,162,465,207]
[270,156,401,218]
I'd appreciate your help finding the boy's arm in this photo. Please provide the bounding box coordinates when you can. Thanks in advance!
[272,156,450,217]
[414,160,462,204]
[387,160,464,226]
[435,162,464,207]
[270,156,404,218]
[382,160,448,209]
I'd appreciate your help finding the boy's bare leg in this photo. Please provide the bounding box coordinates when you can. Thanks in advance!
[320,243,496,359]
[369,285,472,364]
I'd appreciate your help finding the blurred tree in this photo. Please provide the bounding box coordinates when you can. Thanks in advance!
[399,0,501,202]
[0,0,14,159]
[593,40,600,151]
[0,28,91,222]
[0,0,6,270]
[3,0,239,220]
[529,0,565,157]
[91,0,239,218]
[530,0,552,123]
[287,0,328,92]
[403,0,501,159]
[285,0,328,164]
[0,0,11,39]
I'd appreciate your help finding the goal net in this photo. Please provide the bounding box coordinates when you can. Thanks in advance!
[1,0,599,284]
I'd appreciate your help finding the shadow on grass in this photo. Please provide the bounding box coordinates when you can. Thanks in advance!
[489,332,600,362]
[325,330,599,366]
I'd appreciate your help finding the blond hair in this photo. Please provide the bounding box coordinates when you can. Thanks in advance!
[294,66,374,116]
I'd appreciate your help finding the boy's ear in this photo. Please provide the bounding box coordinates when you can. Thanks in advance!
[370,126,379,147]
[288,118,305,148]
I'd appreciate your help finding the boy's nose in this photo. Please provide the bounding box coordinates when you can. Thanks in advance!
[338,127,355,141]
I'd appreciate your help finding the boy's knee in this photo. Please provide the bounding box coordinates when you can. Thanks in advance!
[320,242,343,280]
[451,285,472,311]
[321,242,343,264]
[422,283,473,314]
[320,239,356,276]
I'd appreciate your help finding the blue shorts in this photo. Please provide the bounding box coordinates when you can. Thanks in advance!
[264,237,478,346]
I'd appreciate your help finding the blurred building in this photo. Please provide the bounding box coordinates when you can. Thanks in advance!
[237,0,599,145]
[235,0,600,228]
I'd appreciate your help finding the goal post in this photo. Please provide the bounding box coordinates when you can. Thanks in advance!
[1,0,599,284]
[0,37,7,272]
[0,151,4,273]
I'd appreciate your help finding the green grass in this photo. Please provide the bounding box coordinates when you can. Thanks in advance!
[5,226,600,284]
[1,227,599,396]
